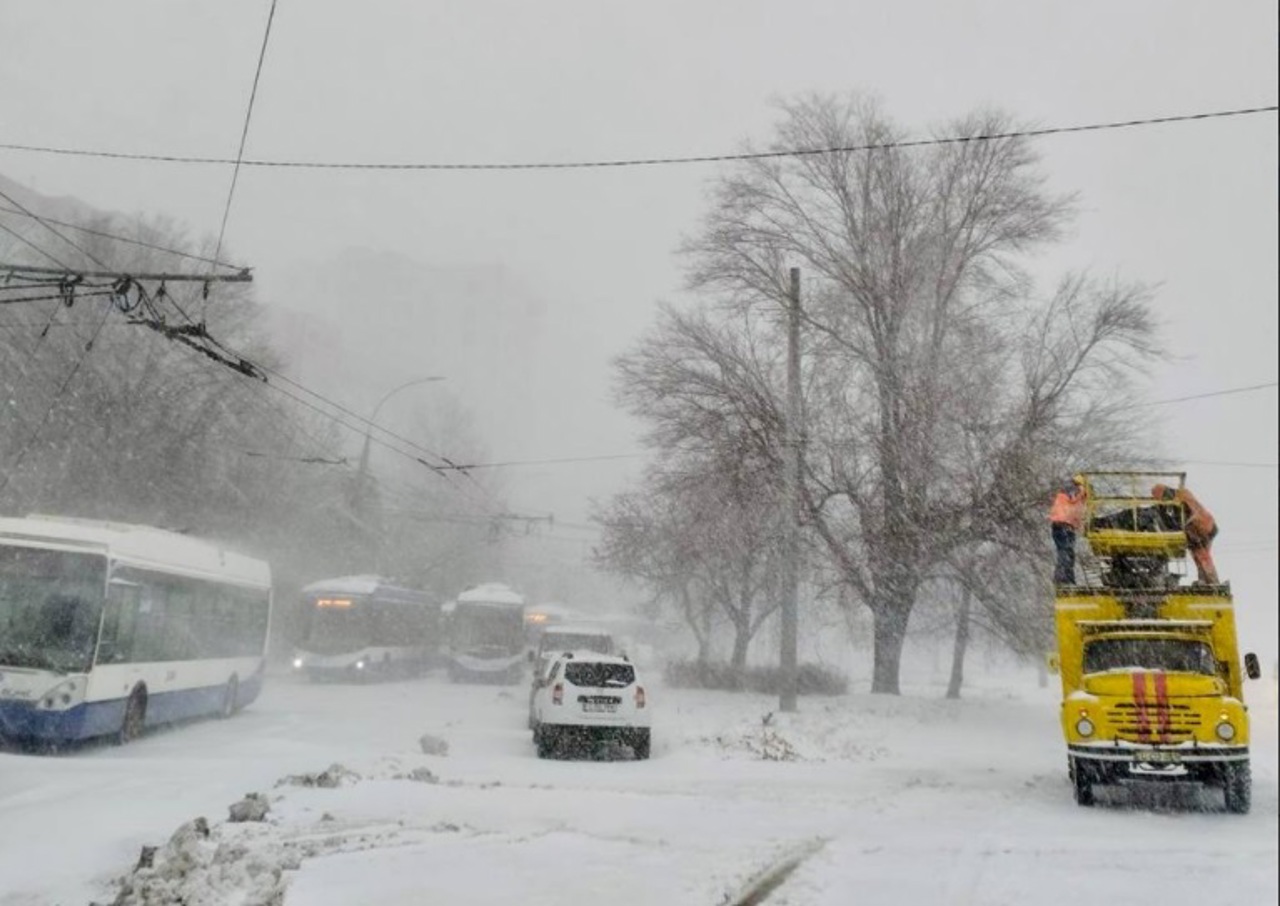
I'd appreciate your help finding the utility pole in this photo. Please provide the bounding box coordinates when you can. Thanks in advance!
[780,267,802,713]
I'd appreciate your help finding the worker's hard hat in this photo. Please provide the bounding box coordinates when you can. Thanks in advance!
[1071,474,1085,486]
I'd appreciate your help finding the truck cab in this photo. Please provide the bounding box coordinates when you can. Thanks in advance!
[1052,471,1261,812]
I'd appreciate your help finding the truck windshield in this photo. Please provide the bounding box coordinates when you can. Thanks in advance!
[1083,637,1217,676]
[0,546,107,673]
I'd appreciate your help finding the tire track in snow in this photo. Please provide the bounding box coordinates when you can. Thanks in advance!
[721,837,828,906]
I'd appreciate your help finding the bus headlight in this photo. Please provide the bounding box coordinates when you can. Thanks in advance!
[292,657,304,670]
[355,660,365,670]
[34,679,83,711]
[1075,718,1095,737]
[1215,721,1236,741]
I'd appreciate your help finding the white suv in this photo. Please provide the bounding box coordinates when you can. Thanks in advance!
[527,626,616,729]
[530,652,651,759]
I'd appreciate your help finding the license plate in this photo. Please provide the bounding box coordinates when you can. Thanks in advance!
[1140,750,1181,764]
[582,702,617,713]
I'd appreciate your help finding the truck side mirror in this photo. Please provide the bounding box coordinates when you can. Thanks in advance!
[1244,652,1261,681]
[1046,653,1060,676]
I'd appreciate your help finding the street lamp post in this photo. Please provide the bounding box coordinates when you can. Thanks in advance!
[355,376,447,488]
[351,376,446,564]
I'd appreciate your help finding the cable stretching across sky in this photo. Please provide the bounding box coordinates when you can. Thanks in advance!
[0,105,1273,172]
[209,0,278,278]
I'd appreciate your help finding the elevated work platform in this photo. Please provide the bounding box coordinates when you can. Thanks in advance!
[1079,470,1188,558]
[1065,471,1198,590]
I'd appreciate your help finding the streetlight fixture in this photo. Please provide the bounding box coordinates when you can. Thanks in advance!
[350,375,447,571]
[354,376,447,486]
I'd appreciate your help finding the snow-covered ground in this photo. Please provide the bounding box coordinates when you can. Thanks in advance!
[1,669,1275,906]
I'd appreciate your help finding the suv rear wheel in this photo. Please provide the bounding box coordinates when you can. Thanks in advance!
[630,728,651,760]
[534,726,557,759]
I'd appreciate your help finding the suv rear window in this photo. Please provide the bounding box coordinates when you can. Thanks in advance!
[564,662,634,688]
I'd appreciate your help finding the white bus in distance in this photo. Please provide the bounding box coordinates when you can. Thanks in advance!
[444,582,527,684]
[0,515,271,746]
[292,576,440,680]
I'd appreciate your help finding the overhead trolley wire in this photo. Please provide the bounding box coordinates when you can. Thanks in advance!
[0,262,250,283]
[241,368,507,518]
[1138,381,1278,407]
[0,289,116,306]
[188,342,508,517]
[210,0,278,278]
[418,382,1280,474]
[0,105,1274,172]
[0,204,249,272]
[0,185,255,498]
[435,452,649,471]
[1175,460,1278,469]
[0,221,73,269]
[0,185,109,268]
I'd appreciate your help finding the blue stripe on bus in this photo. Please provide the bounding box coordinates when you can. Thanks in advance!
[0,698,119,741]
[0,674,264,743]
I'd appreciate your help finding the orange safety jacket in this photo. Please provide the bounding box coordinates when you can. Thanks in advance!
[1175,488,1216,541]
[1152,483,1216,541]
[1048,489,1084,529]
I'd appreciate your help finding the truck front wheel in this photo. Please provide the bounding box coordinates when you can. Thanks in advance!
[1222,762,1251,814]
[1070,757,1095,807]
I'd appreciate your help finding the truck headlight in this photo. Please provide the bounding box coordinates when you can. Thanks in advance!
[1215,721,1236,741]
[1075,718,1095,737]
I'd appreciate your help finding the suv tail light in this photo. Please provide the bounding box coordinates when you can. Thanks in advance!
[635,686,646,709]
[552,682,564,706]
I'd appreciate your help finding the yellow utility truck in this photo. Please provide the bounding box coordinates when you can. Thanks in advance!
[1052,472,1262,812]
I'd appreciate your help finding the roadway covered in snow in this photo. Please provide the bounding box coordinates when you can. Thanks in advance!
[1,669,1275,905]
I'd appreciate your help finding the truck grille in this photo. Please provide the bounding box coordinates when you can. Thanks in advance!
[1106,702,1202,743]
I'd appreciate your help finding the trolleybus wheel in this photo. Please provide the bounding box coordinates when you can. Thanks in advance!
[117,687,147,745]
[220,675,239,719]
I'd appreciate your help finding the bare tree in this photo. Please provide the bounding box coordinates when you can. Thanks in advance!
[593,486,718,662]
[600,300,796,668]
[680,94,1157,693]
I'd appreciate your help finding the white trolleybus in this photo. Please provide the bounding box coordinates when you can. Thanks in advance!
[0,515,272,746]
[444,582,527,684]
[292,575,440,681]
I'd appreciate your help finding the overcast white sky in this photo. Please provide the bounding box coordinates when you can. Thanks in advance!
[1,1,1276,655]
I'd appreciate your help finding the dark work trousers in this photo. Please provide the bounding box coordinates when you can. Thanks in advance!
[1052,522,1077,585]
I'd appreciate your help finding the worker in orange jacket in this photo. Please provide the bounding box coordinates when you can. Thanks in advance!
[1049,475,1086,585]
[1152,483,1219,584]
